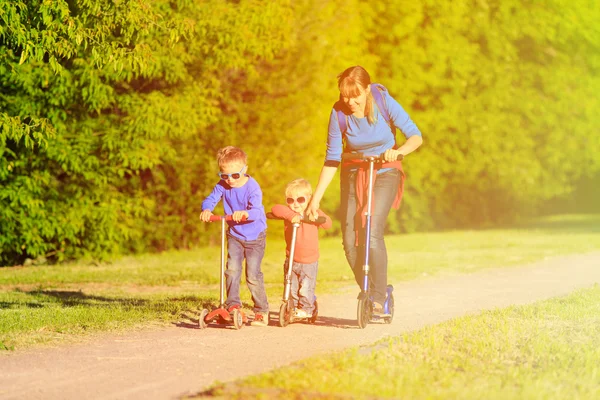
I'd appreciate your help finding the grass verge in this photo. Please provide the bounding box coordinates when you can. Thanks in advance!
[191,284,600,399]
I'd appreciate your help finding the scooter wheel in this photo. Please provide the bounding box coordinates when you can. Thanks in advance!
[309,300,318,324]
[232,308,244,330]
[357,298,370,329]
[198,309,209,329]
[384,293,394,324]
[279,300,292,327]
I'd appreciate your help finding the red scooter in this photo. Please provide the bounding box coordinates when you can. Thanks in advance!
[267,212,326,327]
[198,215,248,330]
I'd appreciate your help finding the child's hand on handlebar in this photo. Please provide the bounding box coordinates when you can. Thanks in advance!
[232,210,249,222]
[291,214,302,224]
[199,209,213,222]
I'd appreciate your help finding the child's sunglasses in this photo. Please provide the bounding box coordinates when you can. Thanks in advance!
[218,165,246,181]
[286,196,306,205]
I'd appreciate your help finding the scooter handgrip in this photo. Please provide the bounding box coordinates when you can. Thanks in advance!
[378,152,404,161]
[301,216,327,225]
[208,215,247,222]
[266,212,324,224]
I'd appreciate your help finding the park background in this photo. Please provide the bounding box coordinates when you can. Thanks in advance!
[1,0,599,266]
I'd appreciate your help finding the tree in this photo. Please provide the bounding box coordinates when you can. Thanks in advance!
[0,0,292,264]
[367,0,600,230]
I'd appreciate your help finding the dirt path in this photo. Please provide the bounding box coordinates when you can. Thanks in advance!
[1,252,599,400]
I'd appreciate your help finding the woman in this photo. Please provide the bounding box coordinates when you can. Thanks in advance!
[305,65,423,314]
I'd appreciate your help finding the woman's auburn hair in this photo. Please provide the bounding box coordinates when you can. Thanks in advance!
[337,65,375,125]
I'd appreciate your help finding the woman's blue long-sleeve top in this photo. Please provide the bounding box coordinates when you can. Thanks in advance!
[324,88,422,167]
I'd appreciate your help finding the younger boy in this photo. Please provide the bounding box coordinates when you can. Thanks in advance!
[270,178,332,319]
[199,146,269,327]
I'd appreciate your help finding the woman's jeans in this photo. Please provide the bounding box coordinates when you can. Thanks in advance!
[224,231,269,313]
[284,258,318,314]
[340,168,401,304]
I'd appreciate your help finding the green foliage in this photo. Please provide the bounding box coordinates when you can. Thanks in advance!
[1,0,599,265]
[1,0,293,264]
[368,0,600,230]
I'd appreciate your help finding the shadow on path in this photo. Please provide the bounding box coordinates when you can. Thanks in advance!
[174,310,359,330]
[2,289,215,317]
[312,315,358,329]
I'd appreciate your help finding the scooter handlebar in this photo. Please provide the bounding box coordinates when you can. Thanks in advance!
[208,215,248,222]
[311,216,327,224]
[341,152,404,162]
[266,212,326,225]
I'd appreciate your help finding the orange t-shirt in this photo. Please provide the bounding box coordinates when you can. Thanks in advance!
[270,204,332,264]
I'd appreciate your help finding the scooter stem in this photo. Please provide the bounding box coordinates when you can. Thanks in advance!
[362,158,375,292]
[220,217,226,306]
[283,223,300,301]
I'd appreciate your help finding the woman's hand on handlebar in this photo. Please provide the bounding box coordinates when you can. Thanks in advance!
[305,200,320,221]
[382,148,403,162]
[199,209,213,222]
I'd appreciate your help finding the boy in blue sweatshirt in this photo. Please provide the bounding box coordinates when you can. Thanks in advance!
[200,146,269,327]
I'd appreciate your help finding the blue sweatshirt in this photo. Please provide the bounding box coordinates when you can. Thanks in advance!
[201,176,267,241]
[325,88,422,166]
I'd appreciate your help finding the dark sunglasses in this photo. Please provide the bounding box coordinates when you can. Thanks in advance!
[218,165,245,181]
[286,196,306,205]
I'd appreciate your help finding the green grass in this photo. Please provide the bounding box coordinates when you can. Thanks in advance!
[192,285,600,399]
[0,289,213,348]
[1,213,599,350]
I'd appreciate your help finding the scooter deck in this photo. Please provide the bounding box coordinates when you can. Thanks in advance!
[205,307,248,323]
[370,313,392,320]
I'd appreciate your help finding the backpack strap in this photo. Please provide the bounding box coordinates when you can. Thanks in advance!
[336,84,396,147]
[336,108,348,137]
[333,100,349,151]
[370,83,397,146]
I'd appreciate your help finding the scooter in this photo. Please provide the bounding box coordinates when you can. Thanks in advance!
[341,152,403,328]
[198,215,249,330]
[266,212,326,327]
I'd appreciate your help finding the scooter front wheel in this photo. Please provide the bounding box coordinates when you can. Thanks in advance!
[232,308,244,330]
[279,300,292,327]
[357,297,370,329]
[198,309,209,329]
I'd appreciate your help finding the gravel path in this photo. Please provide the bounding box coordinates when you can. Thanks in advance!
[1,252,599,400]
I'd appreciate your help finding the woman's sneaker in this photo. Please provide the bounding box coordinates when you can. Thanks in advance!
[250,312,269,327]
[372,302,385,316]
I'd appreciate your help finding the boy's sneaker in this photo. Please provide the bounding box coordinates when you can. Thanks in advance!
[227,304,241,313]
[294,309,309,319]
[250,312,269,327]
